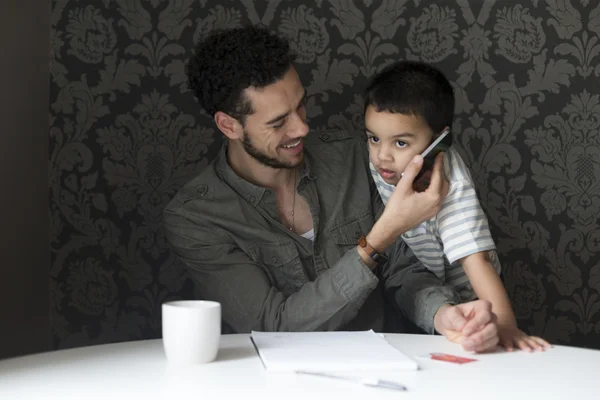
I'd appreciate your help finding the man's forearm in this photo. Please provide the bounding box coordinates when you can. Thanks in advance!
[412,284,459,334]
[179,245,381,333]
[365,217,409,255]
[257,248,379,332]
[383,242,461,334]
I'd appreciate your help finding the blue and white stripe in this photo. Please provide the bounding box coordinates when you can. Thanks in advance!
[370,147,501,301]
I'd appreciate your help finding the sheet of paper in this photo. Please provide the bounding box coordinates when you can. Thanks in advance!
[250,330,419,372]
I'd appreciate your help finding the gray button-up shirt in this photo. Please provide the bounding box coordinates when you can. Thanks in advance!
[163,130,460,334]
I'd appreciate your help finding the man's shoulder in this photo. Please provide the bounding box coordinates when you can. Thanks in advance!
[305,128,364,149]
[304,128,368,164]
[163,157,222,217]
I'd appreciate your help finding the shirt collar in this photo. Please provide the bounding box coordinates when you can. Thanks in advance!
[215,141,316,207]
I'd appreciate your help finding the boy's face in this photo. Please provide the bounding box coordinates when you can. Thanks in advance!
[365,106,435,185]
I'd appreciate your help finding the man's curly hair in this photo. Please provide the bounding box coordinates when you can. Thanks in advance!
[185,26,296,123]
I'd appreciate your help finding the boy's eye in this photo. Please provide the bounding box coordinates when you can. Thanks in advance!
[395,140,407,148]
[368,136,379,143]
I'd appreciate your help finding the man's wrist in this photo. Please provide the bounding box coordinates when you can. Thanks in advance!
[433,303,453,335]
[357,235,389,269]
[356,245,377,270]
[358,213,413,270]
[366,218,404,252]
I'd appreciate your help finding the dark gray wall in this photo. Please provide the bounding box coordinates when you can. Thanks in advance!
[49,1,600,349]
[0,0,50,358]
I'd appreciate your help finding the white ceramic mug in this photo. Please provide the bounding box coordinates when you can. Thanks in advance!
[161,300,221,365]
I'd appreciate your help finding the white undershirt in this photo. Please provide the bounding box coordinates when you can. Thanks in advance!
[300,228,315,241]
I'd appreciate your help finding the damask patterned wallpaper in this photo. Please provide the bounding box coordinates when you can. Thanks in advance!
[49,0,600,349]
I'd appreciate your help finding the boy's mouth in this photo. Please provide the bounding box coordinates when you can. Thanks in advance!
[377,167,396,180]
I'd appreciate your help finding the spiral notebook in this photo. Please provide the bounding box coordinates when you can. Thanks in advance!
[250,329,419,372]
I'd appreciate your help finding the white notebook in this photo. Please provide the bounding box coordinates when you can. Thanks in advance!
[250,330,419,372]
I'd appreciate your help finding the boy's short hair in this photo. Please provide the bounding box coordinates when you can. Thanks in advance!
[364,60,455,134]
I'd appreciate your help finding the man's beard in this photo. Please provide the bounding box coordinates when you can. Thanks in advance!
[242,130,299,169]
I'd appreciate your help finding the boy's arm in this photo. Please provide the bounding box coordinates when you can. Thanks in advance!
[461,253,551,352]
[437,150,550,351]
[461,252,515,325]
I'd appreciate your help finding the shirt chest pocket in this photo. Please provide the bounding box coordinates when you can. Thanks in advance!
[329,210,373,253]
[248,241,306,297]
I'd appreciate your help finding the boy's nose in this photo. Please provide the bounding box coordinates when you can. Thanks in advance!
[377,147,393,162]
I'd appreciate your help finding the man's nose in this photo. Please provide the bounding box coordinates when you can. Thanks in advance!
[290,111,309,138]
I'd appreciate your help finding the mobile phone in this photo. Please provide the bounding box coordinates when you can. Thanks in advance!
[413,127,452,191]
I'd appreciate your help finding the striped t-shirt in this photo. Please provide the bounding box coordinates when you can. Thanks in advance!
[369,147,501,301]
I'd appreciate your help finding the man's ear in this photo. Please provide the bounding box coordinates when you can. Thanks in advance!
[215,111,243,140]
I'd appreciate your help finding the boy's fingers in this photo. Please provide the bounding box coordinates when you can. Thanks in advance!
[532,336,552,349]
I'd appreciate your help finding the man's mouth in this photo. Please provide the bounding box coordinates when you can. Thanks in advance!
[281,139,302,149]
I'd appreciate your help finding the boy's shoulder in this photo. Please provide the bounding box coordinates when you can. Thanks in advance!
[443,147,475,185]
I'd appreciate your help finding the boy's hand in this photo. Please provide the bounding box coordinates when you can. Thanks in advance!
[498,324,552,352]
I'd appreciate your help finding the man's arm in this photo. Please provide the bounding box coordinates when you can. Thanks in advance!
[381,240,461,334]
[164,215,379,333]
[164,152,449,333]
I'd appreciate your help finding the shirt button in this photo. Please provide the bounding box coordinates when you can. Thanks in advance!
[355,231,362,240]
[249,196,256,203]
[320,133,330,141]
[271,256,278,263]
[196,185,208,196]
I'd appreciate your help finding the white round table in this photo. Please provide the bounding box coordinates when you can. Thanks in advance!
[1,333,598,399]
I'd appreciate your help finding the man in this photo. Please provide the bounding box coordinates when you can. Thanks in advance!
[163,26,499,352]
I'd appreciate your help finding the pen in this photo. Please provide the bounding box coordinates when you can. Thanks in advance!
[295,370,407,391]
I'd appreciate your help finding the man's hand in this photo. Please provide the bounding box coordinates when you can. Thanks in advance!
[389,152,449,228]
[433,300,500,353]
[366,153,449,251]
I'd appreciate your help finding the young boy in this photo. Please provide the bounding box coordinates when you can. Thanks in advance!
[365,60,551,352]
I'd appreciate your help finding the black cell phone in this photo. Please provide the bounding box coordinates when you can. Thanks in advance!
[413,127,452,191]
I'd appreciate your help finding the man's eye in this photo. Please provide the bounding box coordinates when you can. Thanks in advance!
[298,94,307,108]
